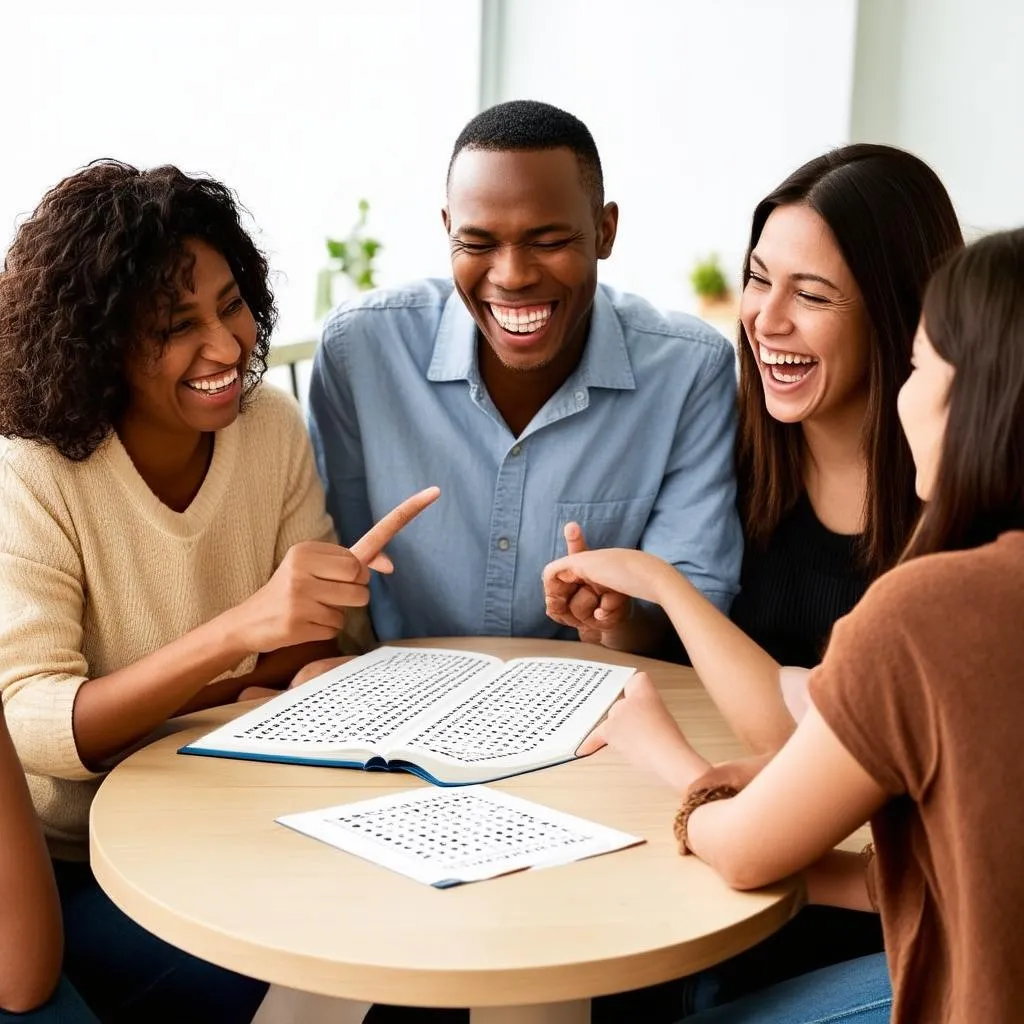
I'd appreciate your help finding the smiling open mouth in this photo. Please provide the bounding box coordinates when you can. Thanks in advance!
[183,368,239,394]
[488,302,556,335]
[759,343,819,383]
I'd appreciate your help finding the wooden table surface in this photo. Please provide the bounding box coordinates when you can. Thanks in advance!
[90,639,804,1020]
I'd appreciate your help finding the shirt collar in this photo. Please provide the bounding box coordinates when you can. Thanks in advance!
[427,289,479,383]
[426,285,636,392]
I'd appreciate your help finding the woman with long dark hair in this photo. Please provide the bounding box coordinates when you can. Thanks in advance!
[550,145,963,754]
[730,144,962,668]
[548,226,1024,1021]
[548,146,963,1018]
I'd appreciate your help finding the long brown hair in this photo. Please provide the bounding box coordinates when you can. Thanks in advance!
[903,229,1024,560]
[737,144,963,574]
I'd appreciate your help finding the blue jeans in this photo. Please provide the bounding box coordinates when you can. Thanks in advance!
[364,909,888,1023]
[0,977,99,1023]
[53,859,267,1024]
[591,906,884,1020]
[684,953,891,1023]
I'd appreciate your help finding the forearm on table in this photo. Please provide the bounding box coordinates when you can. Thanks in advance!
[686,842,873,911]
[654,568,795,754]
[684,796,784,890]
[173,639,342,715]
[72,611,252,768]
[683,710,885,893]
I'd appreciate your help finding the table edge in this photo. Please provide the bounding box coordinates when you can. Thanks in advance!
[89,830,804,1004]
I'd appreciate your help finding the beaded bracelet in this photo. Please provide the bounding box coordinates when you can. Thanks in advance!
[673,784,739,855]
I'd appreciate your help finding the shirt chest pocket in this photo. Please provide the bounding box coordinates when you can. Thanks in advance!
[550,494,657,561]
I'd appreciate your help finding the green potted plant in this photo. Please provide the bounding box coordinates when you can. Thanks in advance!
[690,253,736,322]
[314,199,383,319]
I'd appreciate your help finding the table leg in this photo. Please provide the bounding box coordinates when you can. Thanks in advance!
[251,989,371,1024]
[470,1000,589,1024]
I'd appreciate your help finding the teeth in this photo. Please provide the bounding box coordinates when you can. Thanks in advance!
[489,304,553,334]
[185,368,238,393]
[759,343,817,366]
[770,365,813,384]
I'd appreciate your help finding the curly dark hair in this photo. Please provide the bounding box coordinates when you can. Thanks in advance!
[0,159,277,460]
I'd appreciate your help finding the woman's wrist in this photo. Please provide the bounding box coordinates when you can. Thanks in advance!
[662,739,712,793]
[650,559,691,608]
[211,606,256,664]
[674,785,739,855]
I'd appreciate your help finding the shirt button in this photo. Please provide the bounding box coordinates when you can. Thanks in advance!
[497,537,511,551]
[574,389,586,403]
[510,444,522,457]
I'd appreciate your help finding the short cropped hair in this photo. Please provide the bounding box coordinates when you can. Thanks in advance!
[447,99,604,210]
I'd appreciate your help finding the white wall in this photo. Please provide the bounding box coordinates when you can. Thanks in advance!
[851,0,1024,235]
[492,0,860,312]
[10,0,1012,356]
[0,0,482,346]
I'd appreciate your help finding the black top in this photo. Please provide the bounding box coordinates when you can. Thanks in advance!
[730,492,873,668]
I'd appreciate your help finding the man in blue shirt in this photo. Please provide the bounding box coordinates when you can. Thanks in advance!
[308,100,741,655]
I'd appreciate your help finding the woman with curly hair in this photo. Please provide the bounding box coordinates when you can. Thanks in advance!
[0,160,435,1023]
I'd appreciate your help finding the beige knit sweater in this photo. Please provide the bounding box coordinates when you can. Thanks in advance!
[0,384,366,859]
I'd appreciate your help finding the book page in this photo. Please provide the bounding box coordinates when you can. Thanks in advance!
[187,647,500,755]
[276,785,644,886]
[395,657,632,773]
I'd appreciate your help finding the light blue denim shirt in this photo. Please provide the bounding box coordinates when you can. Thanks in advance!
[308,279,742,641]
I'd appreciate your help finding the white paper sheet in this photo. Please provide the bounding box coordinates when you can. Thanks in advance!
[277,786,644,887]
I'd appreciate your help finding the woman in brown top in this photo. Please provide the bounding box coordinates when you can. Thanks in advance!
[545,227,1024,1022]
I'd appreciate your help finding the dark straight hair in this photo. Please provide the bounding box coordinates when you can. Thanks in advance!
[737,144,963,574]
[904,228,1024,560]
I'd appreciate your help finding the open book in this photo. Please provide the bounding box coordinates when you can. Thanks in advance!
[278,785,644,887]
[180,646,634,785]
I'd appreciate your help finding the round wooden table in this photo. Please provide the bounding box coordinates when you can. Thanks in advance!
[90,639,803,1022]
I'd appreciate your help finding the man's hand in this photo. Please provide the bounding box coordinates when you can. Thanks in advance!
[544,529,682,643]
[543,523,631,644]
[576,671,709,792]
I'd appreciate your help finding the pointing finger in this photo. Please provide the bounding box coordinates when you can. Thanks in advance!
[366,552,394,574]
[564,521,588,556]
[351,486,441,566]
